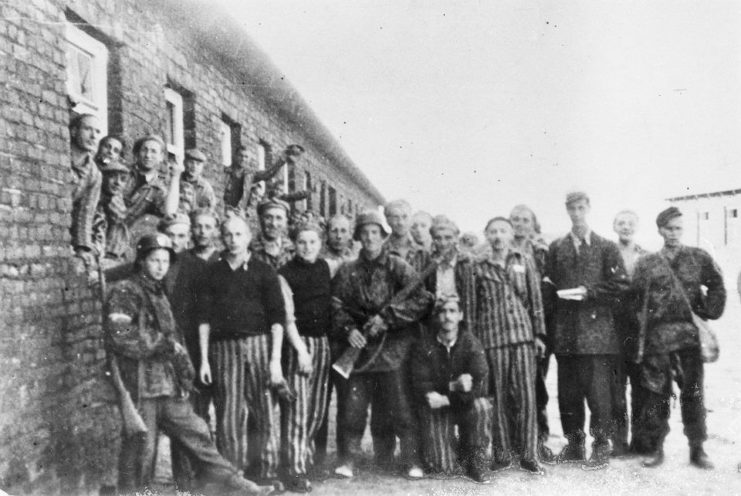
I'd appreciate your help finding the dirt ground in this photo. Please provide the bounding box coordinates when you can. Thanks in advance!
[155,272,741,496]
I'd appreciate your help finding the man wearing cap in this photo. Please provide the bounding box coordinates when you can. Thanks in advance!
[331,210,432,479]
[631,207,725,469]
[251,198,295,270]
[544,192,629,469]
[93,157,132,265]
[105,233,273,495]
[124,134,182,234]
[224,145,304,218]
[69,113,103,266]
[611,210,649,456]
[421,215,476,332]
[180,148,216,213]
[198,215,286,486]
[411,295,491,483]
[475,217,547,475]
[385,199,427,272]
[509,204,556,463]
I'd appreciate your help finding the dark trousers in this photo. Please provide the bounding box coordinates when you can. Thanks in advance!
[536,353,551,443]
[340,369,419,467]
[171,385,213,490]
[610,359,649,452]
[637,348,706,451]
[118,396,244,493]
[556,354,616,445]
[419,397,492,473]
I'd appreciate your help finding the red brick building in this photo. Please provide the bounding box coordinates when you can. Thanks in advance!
[0,0,383,493]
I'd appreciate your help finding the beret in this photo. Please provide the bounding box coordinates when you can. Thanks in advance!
[257,198,290,217]
[433,294,461,313]
[656,206,682,228]
[157,212,191,231]
[99,158,130,175]
[185,148,206,162]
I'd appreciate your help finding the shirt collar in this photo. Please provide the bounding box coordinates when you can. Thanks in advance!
[570,229,592,246]
[222,251,251,271]
[71,152,93,174]
[436,333,458,351]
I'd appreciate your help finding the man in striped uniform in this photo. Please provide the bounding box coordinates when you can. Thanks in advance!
[411,295,492,484]
[278,221,333,492]
[475,217,547,475]
[197,215,286,487]
[509,204,556,463]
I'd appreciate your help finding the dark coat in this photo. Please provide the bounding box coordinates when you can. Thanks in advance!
[410,329,489,411]
[545,231,629,355]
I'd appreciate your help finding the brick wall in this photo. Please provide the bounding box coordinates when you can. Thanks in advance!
[1,0,382,493]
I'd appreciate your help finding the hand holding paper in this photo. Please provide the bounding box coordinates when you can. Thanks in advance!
[557,286,588,301]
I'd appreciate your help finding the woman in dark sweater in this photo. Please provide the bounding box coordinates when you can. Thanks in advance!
[277,220,332,492]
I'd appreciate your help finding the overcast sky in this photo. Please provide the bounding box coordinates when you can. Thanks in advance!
[217,0,741,250]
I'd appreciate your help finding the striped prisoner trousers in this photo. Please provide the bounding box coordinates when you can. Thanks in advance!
[486,343,538,462]
[420,397,492,473]
[280,336,331,476]
[211,335,281,479]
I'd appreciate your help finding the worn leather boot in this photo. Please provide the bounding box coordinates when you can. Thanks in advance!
[556,437,586,464]
[581,441,610,471]
[690,445,714,470]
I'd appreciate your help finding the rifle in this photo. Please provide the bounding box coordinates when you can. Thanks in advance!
[97,253,148,437]
[332,255,441,379]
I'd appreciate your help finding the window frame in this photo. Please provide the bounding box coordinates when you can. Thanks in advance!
[65,22,108,133]
[164,87,184,164]
[219,119,232,166]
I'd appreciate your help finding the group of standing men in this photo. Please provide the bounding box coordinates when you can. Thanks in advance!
[68,113,726,494]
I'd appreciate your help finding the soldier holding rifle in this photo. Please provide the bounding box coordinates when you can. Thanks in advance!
[104,233,273,495]
[331,211,433,479]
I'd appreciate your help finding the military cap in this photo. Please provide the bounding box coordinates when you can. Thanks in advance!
[656,206,682,228]
[433,294,461,314]
[157,212,191,232]
[257,198,290,217]
[132,134,166,156]
[565,191,590,206]
[185,148,207,162]
[135,232,176,261]
[353,210,391,241]
[430,215,460,236]
[99,158,130,175]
